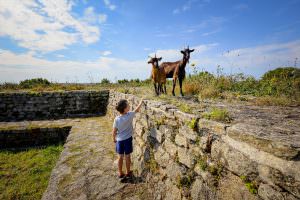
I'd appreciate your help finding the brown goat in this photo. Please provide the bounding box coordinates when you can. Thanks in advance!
[160,46,194,96]
[148,54,166,95]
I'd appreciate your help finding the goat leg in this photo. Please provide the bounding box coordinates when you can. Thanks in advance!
[153,83,158,96]
[172,77,177,96]
[179,78,184,96]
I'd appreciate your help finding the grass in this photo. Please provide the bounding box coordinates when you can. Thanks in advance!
[178,103,193,113]
[197,155,208,171]
[202,107,232,123]
[0,145,63,200]
[187,118,198,130]
[240,175,258,195]
[252,95,296,106]
[175,174,193,189]
[154,116,166,127]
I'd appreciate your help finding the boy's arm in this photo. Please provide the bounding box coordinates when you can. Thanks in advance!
[112,127,117,143]
[134,98,144,113]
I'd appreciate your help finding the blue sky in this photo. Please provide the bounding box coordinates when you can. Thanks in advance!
[0,0,299,83]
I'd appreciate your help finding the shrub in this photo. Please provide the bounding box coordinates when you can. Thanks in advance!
[258,67,300,96]
[0,82,19,91]
[19,78,51,89]
[198,85,220,99]
[117,79,129,84]
[100,78,110,84]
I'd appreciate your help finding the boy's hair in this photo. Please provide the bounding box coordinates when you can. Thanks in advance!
[116,99,128,113]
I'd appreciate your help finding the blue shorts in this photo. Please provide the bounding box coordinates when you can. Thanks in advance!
[116,136,133,155]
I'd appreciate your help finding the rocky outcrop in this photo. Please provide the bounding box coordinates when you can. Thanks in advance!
[0,90,109,122]
[109,91,300,200]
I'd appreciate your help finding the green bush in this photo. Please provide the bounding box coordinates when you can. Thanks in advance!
[185,67,300,103]
[19,78,51,89]
[100,78,110,84]
[258,67,300,96]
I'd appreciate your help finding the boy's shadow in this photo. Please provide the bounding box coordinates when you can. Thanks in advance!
[120,174,144,184]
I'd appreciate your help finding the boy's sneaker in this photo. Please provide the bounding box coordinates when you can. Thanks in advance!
[120,171,133,183]
[125,171,133,178]
[118,174,125,179]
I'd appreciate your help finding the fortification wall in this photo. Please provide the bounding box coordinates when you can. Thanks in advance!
[0,90,109,121]
[109,91,300,200]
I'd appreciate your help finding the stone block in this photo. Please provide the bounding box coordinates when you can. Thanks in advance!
[175,134,187,147]
[177,146,194,168]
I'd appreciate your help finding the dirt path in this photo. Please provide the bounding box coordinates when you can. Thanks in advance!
[43,116,151,200]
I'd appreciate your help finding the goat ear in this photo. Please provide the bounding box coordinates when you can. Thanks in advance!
[189,49,195,52]
[180,50,185,54]
[158,57,162,61]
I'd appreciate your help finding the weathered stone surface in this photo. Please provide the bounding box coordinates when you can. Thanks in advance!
[159,125,175,140]
[179,125,198,141]
[258,184,286,200]
[164,179,182,200]
[165,160,187,182]
[163,138,178,157]
[190,177,216,200]
[154,146,170,168]
[211,137,258,179]
[175,133,188,147]
[216,173,258,200]
[174,110,197,123]
[177,146,194,168]
[227,123,300,160]
[198,118,227,135]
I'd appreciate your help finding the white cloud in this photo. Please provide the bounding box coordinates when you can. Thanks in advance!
[0,49,149,83]
[173,0,209,14]
[99,14,107,23]
[149,41,300,77]
[56,54,65,58]
[83,6,107,24]
[0,0,100,52]
[0,41,299,83]
[192,40,300,77]
[151,43,218,61]
[101,50,112,56]
[201,29,220,36]
[144,48,151,51]
[103,0,116,11]
[155,33,172,37]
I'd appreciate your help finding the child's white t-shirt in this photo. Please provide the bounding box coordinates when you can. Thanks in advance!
[113,111,135,141]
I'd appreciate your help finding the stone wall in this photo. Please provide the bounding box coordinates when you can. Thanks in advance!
[109,91,300,200]
[0,126,71,149]
[0,90,109,122]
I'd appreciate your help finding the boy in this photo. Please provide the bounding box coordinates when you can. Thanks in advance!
[112,98,144,180]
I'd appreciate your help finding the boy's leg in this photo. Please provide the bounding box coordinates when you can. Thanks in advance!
[118,154,124,176]
[125,154,131,175]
